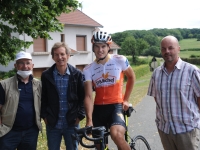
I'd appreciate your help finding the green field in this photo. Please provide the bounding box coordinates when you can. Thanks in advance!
[179,50,200,59]
[179,38,200,50]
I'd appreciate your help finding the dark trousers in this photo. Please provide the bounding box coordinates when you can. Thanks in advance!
[0,126,39,150]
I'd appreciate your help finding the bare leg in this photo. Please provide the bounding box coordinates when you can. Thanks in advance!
[110,125,131,150]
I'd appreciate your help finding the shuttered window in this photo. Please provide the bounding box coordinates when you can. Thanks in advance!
[76,36,86,51]
[33,37,46,52]
[33,68,47,78]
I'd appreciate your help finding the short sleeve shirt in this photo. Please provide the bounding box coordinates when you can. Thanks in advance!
[83,54,130,105]
[147,58,200,134]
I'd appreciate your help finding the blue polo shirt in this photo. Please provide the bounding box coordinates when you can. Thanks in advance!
[0,75,36,131]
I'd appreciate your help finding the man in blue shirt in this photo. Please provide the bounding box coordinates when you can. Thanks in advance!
[0,51,42,150]
[41,42,85,150]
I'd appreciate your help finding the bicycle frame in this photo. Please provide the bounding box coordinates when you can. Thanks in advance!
[71,106,134,150]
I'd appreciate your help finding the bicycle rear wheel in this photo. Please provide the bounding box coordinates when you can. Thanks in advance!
[130,135,151,150]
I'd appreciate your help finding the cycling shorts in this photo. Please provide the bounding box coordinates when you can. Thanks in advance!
[92,104,126,143]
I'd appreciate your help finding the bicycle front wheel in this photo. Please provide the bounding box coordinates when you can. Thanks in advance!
[130,135,151,150]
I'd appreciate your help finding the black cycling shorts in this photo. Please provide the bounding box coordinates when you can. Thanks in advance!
[92,103,126,129]
[92,103,126,143]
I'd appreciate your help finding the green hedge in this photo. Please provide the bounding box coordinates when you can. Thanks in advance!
[181,58,200,65]
[181,48,200,51]
[132,64,150,79]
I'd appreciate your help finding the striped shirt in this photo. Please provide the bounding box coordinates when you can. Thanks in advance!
[147,58,200,134]
[53,67,70,129]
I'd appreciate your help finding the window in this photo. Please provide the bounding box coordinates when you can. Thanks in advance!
[76,36,86,51]
[61,34,65,42]
[33,68,47,78]
[33,37,46,52]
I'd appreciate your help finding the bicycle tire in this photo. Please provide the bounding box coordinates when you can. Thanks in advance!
[130,135,151,150]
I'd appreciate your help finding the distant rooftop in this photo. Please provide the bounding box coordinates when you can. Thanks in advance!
[110,41,121,49]
[57,9,103,27]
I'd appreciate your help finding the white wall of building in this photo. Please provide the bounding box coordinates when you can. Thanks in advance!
[0,25,96,72]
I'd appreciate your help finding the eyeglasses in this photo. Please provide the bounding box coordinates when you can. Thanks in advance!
[17,61,32,66]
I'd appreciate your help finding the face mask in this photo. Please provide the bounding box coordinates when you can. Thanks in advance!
[17,70,32,79]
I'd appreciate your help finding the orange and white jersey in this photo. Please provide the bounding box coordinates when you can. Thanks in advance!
[83,54,130,105]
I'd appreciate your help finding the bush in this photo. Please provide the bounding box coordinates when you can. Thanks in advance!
[182,58,200,65]
[190,55,200,58]
[0,69,17,80]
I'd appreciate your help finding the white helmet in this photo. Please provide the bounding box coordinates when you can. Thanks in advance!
[91,31,112,45]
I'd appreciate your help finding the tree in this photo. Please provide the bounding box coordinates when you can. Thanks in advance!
[121,36,137,63]
[143,34,159,47]
[136,38,149,55]
[143,46,161,57]
[0,0,80,65]
[196,34,200,41]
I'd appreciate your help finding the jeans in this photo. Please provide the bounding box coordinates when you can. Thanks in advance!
[46,124,79,150]
[0,125,39,150]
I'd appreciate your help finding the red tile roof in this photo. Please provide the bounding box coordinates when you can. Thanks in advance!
[57,9,103,27]
[110,41,121,49]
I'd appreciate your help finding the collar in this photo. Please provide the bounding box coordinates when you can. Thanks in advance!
[95,54,111,64]
[161,57,182,71]
[53,66,70,75]
[17,74,33,82]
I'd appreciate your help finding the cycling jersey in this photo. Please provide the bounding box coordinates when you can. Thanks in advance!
[83,54,130,105]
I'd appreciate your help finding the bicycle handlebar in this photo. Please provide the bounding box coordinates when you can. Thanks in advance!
[72,126,106,148]
[72,106,135,148]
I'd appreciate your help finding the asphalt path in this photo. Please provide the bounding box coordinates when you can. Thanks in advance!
[108,95,164,150]
[85,95,200,150]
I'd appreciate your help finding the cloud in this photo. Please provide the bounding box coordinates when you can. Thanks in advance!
[78,0,200,33]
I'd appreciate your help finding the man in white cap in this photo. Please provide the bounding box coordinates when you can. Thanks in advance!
[0,51,42,150]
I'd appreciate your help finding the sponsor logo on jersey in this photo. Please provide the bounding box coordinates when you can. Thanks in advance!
[95,72,115,86]
[125,58,129,67]
[107,63,114,66]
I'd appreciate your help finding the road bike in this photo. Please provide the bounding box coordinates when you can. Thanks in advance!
[72,105,151,150]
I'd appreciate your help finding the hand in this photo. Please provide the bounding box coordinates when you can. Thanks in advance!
[123,101,129,111]
[86,120,93,128]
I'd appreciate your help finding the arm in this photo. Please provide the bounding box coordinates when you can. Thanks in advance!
[123,66,135,111]
[40,73,48,124]
[84,81,94,127]
[0,104,2,125]
[0,83,5,125]
[76,72,85,123]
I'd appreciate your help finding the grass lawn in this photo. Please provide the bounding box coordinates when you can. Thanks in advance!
[179,38,200,50]
[179,50,200,59]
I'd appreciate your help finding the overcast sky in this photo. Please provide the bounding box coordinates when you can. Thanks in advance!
[77,0,200,34]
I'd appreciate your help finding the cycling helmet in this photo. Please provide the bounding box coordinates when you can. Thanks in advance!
[91,31,112,45]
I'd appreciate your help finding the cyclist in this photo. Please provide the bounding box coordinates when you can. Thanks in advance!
[83,30,135,150]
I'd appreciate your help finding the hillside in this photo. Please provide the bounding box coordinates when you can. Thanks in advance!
[179,38,200,50]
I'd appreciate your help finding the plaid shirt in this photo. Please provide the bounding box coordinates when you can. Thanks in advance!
[148,58,200,134]
[53,67,70,129]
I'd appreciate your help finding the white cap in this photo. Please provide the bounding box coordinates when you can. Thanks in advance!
[15,51,32,61]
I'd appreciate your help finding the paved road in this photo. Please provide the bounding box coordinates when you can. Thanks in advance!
[108,95,164,150]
